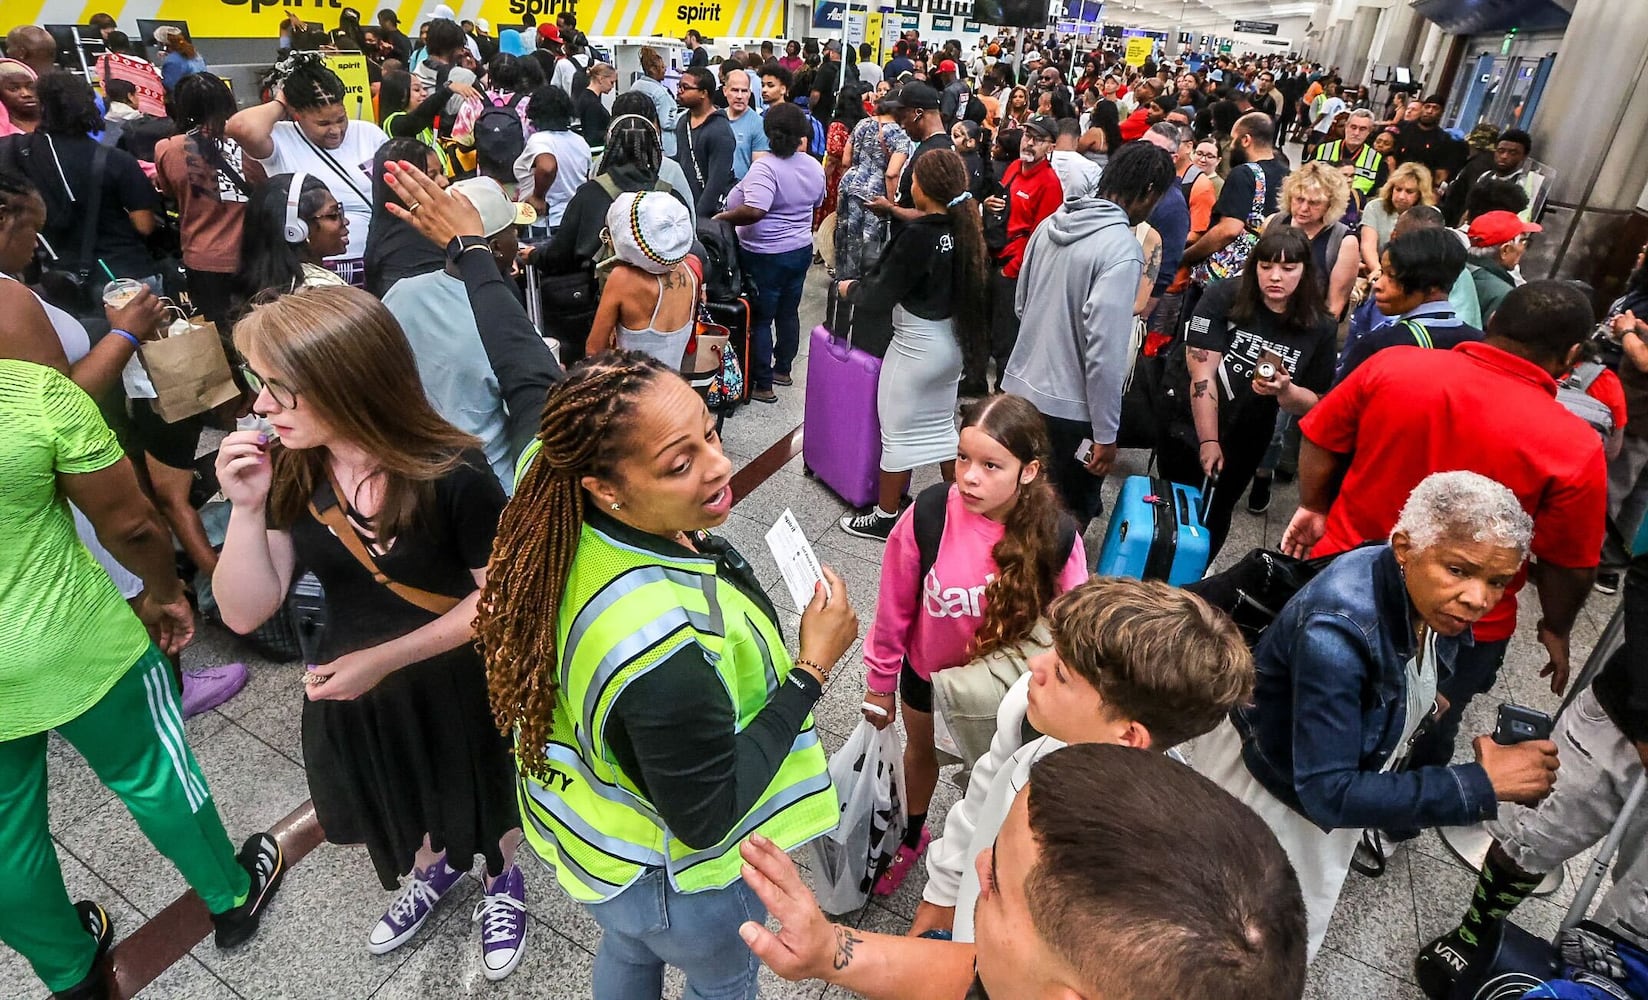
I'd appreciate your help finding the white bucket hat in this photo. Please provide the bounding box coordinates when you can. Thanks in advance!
[604,191,693,274]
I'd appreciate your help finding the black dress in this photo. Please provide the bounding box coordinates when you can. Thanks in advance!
[292,452,518,889]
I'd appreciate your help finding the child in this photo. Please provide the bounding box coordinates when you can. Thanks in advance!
[909,576,1255,940]
[859,393,1089,894]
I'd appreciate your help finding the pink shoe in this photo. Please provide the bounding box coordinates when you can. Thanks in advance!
[873,827,932,896]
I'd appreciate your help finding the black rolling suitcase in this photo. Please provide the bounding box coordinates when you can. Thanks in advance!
[703,296,752,411]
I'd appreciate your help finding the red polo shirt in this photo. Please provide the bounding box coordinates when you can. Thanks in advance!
[1119,105,1152,142]
[999,158,1063,279]
[1300,342,1606,642]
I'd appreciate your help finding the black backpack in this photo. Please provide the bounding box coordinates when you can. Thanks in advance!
[696,218,749,303]
[910,482,1078,583]
[473,93,528,168]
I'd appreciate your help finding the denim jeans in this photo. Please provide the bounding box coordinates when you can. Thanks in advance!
[584,868,766,1000]
[740,245,812,390]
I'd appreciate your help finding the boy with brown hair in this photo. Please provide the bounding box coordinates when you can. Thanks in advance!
[910,576,1255,939]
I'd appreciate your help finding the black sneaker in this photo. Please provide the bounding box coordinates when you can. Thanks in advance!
[1595,571,1621,595]
[1246,475,1273,515]
[52,901,114,1000]
[840,508,897,541]
[212,833,287,949]
[1414,930,1485,999]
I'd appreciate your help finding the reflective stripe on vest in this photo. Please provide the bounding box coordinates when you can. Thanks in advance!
[1315,140,1382,195]
[517,518,836,902]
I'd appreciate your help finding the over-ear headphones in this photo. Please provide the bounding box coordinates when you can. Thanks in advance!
[283,170,310,244]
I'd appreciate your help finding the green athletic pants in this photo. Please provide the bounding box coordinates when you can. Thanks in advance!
[0,645,250,992]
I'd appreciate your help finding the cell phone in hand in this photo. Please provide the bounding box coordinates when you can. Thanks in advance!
[1075,438,1094,464]
[1493,703,1554,745]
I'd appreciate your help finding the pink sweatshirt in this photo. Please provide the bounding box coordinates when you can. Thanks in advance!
[864,486,1090,695]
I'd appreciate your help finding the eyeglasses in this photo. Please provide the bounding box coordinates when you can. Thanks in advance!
[240,364,299,409]
[309,209,345,223]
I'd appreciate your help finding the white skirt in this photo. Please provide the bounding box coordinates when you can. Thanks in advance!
[876,305,963,474]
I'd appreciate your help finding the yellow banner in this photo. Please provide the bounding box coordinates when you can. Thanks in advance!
[1124,36,1152,67]
[323,52,372,118]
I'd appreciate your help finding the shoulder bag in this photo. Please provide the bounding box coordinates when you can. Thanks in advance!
[306,470,460,616]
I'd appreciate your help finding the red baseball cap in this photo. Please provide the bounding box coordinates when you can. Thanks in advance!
[938,59,958,74]
[537,23,562,43]
[1467,210,1541,247]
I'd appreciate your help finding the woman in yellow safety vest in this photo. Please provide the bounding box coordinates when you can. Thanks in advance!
[477,351,859,1000]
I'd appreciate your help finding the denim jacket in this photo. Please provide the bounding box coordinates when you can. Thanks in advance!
[1231,545,1498,833]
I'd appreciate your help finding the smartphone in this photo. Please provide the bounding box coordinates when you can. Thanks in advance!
[1075,438,1094,464]
[1493,703,1554,745]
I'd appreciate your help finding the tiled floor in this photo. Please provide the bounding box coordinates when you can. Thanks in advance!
[3,268,1623,1000]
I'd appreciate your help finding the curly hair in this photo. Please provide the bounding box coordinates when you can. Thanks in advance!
[958,394,1072,659]
[477,351,676,777]
[1280,160,1350,227]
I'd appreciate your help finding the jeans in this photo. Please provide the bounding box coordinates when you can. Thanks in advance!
[1041,412,1106,531]
[585,868,766,1000]
[740,245,812,390]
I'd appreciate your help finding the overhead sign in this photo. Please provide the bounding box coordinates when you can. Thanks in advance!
[814,0,845,28]
[932,14,954,30]
[1233,19,1278,35]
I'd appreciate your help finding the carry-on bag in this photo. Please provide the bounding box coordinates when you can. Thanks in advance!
[1094,475,1212,585]
[802,324,883,509]
[702,296,751,408]
[805,718,907,916]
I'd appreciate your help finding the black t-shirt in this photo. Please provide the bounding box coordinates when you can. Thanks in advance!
[1212,156,1289,228]
[1394,122,1467,180]
[3,133,162,278]
[1185,277,1337,434]
[574,88,611,148]
[897,131,955,208]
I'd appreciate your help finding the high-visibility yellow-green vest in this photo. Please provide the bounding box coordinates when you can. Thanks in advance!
[515,507,836,903]
[1312,139,1385,196]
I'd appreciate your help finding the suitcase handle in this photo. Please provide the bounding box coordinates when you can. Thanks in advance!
[826,334,857,362]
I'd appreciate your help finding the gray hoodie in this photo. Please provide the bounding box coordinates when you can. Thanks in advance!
[1000,197,1143,443]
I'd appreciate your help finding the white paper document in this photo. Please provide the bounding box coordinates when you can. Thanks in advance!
[766,509,830,610]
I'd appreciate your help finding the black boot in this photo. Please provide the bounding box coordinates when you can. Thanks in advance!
[52,901,114,1000]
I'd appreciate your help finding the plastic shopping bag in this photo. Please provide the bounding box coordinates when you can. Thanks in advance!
[806,719,908,915]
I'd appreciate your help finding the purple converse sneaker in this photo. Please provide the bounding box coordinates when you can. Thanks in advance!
[473,864,528,981]
[367,857,466,955]
[181,663,249,718]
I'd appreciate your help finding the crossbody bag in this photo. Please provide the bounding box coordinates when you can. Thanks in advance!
[306,471,460,616]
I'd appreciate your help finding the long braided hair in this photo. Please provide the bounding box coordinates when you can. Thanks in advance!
[477,351,674,776]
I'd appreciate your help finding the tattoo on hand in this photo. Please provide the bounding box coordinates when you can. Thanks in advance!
[832,927,863,971]
[1193,379,1210,399]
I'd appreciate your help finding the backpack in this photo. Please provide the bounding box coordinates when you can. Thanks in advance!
[1192,162,1265,284]
[910,482,1078,586]
[809,114,827,161]
[472,92,528,169]
[1557,362,1616,443]
[696,218,749,302]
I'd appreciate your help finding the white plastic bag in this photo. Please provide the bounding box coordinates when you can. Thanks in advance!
[807,719,908,915]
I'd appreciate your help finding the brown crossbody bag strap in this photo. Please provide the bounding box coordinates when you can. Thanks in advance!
[307,472,460,616]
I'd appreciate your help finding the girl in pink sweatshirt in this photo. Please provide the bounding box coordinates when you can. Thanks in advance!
[860,394,1089,894]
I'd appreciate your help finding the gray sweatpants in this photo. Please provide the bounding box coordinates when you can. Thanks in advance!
[1486,687,1648,944]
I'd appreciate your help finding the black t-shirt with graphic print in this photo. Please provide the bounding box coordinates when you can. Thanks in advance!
[1185,276,1338,437]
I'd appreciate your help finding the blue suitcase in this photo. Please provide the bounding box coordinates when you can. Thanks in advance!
[1095,476,1211,585]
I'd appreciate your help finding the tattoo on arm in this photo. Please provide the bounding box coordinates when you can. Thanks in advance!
[1145,242,1162,279]
[832,927,863,971]
[1188,348,1211,363]
[1192,378,1210,399]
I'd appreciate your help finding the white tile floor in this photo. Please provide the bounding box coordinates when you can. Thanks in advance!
[2,264,1623,999]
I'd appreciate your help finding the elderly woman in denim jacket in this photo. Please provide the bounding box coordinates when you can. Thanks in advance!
[1194,470,1561,960]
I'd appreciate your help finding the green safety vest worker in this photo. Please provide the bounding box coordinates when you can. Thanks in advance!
[1311,139,1385,196]
[511,444,837,903]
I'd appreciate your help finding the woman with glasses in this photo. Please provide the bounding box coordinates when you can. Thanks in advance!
[232,173,351,317]
[1192,138,1224,196]
[212,284,529,978]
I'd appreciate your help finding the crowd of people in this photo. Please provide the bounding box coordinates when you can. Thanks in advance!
[0,11,1645,1000]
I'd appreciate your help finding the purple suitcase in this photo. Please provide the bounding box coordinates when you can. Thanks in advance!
[803,325,883,509]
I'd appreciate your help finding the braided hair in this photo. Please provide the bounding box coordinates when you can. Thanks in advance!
[275,53,347,111]
[599,95,662,179]
[1094,140,1176,210]
[477,350,675,776]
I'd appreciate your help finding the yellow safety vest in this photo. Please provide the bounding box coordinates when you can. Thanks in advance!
[515,502,836,903]
[1313,140,1384,195]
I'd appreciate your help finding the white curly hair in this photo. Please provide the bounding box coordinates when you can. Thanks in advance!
[1391,471,1534,557]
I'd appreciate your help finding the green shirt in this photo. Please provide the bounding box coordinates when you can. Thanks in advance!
[0,360,151,740]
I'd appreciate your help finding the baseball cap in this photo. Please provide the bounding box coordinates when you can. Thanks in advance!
[823,39,841,53]
[893,82,941,110]
[537,23,563,43]
[605,191,694,274]
[447,178,530,237]
[938,59,957,74]
[1467,210,1541,248]
[1021,114,1057,139]
[475,17,491,33]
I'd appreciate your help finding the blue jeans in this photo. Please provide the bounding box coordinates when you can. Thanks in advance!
[584,868,766,1000]
[740,245,812,390]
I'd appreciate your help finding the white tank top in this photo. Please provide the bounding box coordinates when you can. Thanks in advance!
[616,267,697,371]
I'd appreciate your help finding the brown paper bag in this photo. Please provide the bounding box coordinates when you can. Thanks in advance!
[139,318,241,423]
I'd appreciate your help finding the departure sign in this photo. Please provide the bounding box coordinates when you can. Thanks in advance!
[1233,19,1278,34]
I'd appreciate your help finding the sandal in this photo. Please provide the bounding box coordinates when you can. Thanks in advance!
[873,827,932,896]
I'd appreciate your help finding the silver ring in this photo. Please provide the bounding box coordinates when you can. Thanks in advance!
[406,201,422,213]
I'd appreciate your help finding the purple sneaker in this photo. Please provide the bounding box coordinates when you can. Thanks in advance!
[367,857,466,955]
[473,864,527,981]
[181,663,249,718]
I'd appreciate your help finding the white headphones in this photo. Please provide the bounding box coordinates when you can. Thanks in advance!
[283,170,310,244]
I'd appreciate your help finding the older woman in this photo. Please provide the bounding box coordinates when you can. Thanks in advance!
[716,102,825,402]
[1359,162,1436,276]
[1265,161,1360,317]
[1194,471,1561,961]
[477,352,857,999]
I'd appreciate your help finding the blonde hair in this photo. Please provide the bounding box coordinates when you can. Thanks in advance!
[1281,160,1350,227]
[1377,162,1437,213]
[234,285,481,541]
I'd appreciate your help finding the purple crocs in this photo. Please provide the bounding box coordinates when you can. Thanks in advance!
[181,663,249,718]
[367,857,467,955]
[474,864,528,981]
